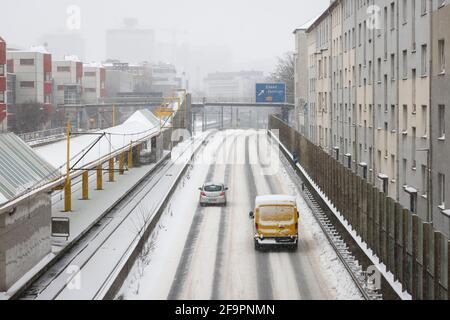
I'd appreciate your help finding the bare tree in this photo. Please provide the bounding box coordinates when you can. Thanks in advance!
[9,101,49,133]
[269,52,295,104]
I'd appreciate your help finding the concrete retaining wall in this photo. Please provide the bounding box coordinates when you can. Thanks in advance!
[0,192,52,291]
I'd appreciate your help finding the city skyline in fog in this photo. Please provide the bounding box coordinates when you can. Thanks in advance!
[0,0,328,74]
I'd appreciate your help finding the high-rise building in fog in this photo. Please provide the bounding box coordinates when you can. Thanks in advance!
[106,18,155,64]
[204,70,265,101]
[39,32,86,61]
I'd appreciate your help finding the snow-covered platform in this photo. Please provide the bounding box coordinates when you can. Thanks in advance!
[2,132,208,300]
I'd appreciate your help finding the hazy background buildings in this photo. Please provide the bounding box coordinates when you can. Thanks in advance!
[0,0,330,95]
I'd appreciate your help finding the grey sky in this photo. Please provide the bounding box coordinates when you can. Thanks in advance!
[0,0,328,72]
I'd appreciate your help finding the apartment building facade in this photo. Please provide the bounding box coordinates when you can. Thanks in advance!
[298,0,450,235]
[431,1,450,235]
[53,57,83,106]
[150,62,181,97]
[0,37,6,132]
[6,48,53,113]
[82,63,106,104]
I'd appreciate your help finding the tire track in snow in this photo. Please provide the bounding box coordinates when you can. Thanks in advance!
[167,132,225,300]
[245,134,273,300]
[260,134,333,299]
[210,135,238,300]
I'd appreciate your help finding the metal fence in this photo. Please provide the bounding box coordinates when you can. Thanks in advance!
[18,127,67,144]
[269,115,450,300]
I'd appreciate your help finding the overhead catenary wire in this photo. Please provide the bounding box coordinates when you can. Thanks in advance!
[5,107,176,206]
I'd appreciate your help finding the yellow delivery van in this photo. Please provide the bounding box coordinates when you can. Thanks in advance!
[249,195,299,251]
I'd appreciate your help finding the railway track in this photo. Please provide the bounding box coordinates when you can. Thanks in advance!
[14,134,209,300]
[273,132,386,300]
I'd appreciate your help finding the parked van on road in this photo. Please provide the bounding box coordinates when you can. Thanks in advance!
[249,195,299,251]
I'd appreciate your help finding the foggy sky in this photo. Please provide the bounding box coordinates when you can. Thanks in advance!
[0,0,329,72]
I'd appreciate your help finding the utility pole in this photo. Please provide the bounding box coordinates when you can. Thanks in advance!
[64,121,72,212]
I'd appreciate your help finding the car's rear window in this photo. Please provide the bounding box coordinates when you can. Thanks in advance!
[259,206,295,222]
[204,185,223,192]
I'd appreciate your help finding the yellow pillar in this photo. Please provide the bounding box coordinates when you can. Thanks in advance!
[119,153,125,175]
[64,122,72,212]
[96,164,103,190]
[82,170,89,200]
[109,158,115,182]
[128,143,133,169]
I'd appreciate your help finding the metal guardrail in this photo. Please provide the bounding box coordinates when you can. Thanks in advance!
[18,128,67,144]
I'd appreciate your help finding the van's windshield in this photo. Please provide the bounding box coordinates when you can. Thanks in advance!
[259,206,295,222]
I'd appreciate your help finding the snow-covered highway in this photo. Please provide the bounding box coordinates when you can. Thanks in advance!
[118,130,363,300]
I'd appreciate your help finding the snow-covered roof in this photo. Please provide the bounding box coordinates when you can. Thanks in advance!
[29,45,49,54]
[0,133,59,206]
[34,109,162,175]
[84,62,104,68]
[294,12,324,32]
[255,195,296,207]
[124,109,160,128]
[64,55,81,62]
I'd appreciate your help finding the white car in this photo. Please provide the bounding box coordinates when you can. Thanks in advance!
[199,183,228,206]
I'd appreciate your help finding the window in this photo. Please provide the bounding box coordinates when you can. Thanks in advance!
[0,92,4,103]
[20,59,34,66]
[377,58,382,82]
[421,105,427,136]
[403,0,408,23]
[391,2,396,30]
[402,50,408,78]
[421,165,428,197]
[384,122,388,157]
[391,54,395,80]
[438,39,445,74]
[403,159,407,185]
[402,105,408,133]
[421,0,427,15]
[0,65,4,76]
[84,71,96,77]
[438,105,446,139]
[57,85,65,91]
[20,81,34,88]
[391,105,397,132]
[438,173,446,208]
[57,66,71,72]
[412,127,417,169]
[421,44,427,76]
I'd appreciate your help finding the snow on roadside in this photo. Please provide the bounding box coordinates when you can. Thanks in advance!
[278,156,363,300]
